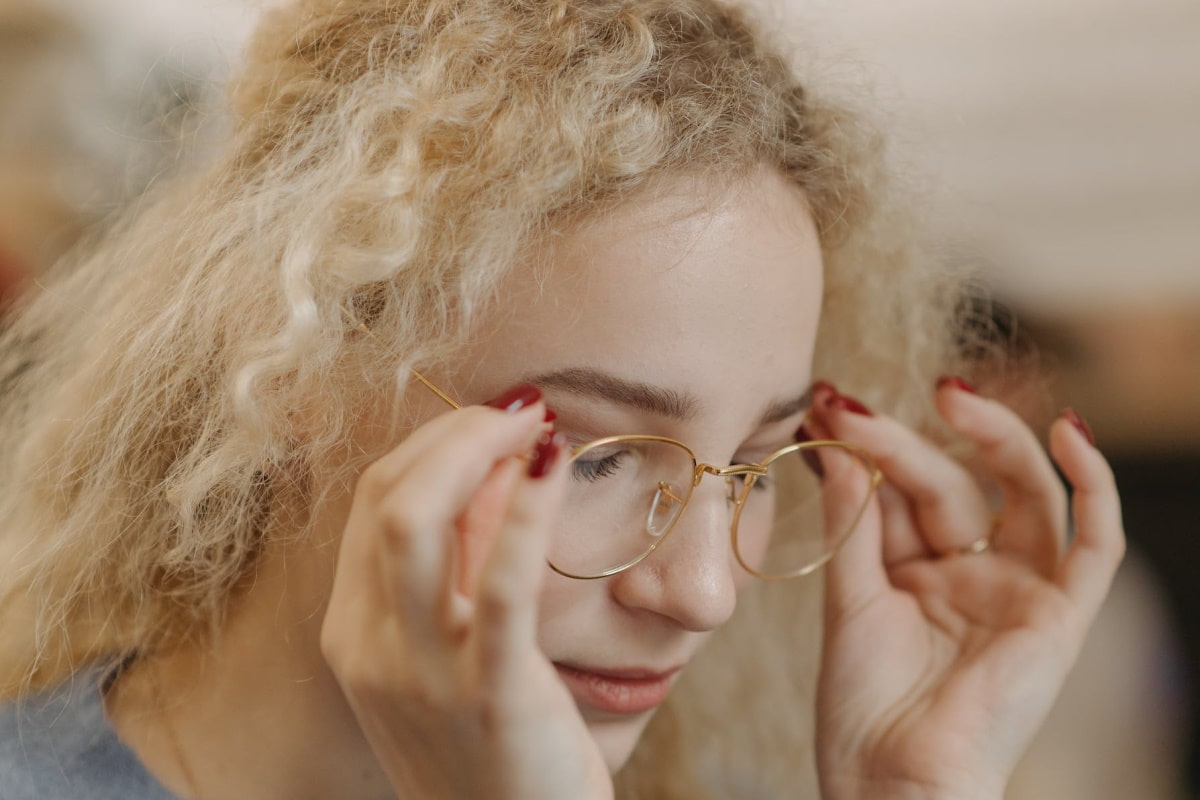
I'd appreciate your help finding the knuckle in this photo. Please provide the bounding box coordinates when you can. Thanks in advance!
[334,652,388,695]
[502,493,539,530]
[863,433,905,470]
[477,692,520,733]
[320,625,373,686]
[476,577,519,626]
[323,633,422,701]
[461,404,539,442]
[376,496,430,549]
[446,406,502,438]
[357,460,395,500]
[318,623,344,667]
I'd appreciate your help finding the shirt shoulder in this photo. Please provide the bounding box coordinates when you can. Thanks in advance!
[0,670,178,800]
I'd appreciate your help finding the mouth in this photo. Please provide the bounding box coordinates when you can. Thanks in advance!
[553,662,683,715]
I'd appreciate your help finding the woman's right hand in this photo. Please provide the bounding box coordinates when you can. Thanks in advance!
[320,387,613,800]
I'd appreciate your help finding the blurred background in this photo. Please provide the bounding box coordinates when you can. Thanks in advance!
[1,0,1196,796]
[782,2,1200,797]
[0,0,255,296]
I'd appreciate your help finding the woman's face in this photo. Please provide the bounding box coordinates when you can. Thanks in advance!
[445,166,823,768]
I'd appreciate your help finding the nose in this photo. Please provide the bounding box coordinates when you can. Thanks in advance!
[608,479,739,632]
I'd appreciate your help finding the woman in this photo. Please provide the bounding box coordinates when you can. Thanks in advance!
[0,0,1123,797]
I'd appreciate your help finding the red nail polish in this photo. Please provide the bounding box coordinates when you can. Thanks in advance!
[484,384,542,414]
[830,393,874,417]
[936,375,978,394]
[543,407,557,423]
[528,431,566,479]
[811,379,837,397]
[811,380,838,410]
[1061,407,1096,447]
[794,425,826,479]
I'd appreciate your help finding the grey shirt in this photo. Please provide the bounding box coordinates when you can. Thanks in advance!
[0,670,177,799]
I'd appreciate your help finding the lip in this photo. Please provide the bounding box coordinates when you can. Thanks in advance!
[554,662,683,715]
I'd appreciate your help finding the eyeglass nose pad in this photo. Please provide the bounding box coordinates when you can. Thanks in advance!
[725,475,743,506]
[647,481,685,537]
[724,473,757,507]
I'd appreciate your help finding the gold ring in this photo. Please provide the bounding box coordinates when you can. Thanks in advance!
[943,514,1001,558]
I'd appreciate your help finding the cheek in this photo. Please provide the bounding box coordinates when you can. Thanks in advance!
[732,562,758,593]
[730,522,772,587]
[534,572,598,652]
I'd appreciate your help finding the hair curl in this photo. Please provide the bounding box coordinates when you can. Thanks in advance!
[0,0,963,795]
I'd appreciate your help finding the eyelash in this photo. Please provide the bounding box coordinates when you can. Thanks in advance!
[570,451,626,482]
[736,473,773,493]
[569,450,777,497]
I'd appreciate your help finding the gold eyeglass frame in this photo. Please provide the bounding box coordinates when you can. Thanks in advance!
[345,309,883,581]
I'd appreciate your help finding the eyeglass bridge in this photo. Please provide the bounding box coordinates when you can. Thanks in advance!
[334,313,882,581]
[693,462,769,485]
[646,461,774,539]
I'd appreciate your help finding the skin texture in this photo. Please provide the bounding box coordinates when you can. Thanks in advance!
[810,384,1124,800]
[106,168,823,798]
[104,167,1125,800]
[445,169,825,769]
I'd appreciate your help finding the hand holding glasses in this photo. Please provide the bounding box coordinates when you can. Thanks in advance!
[348,308,881,582]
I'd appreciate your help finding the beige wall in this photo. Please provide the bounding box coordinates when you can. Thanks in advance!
[770,0,1200,451]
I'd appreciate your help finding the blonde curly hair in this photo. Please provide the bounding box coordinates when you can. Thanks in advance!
[0,0,962,795]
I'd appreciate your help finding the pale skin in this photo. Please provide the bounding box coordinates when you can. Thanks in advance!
[105,167,1124,799]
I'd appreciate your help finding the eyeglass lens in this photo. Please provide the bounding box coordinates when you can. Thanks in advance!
[546,438,875,579]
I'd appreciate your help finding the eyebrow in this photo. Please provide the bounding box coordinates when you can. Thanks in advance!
[522,367,813,426]
[524,368,699,421]
[758,387,814,426]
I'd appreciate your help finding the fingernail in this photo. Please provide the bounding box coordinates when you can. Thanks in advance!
[1061,407,1096,447]
[794,424,826,479]
[812,379,838,397]
[830,393,874,417]
[528,431,566,479]
[543,407,557,423]
[484,384,542,414]
[936,375,978,394]
[811,380,838,410]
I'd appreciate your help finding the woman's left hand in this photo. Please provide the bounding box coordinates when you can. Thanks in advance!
[810,380,1125,800]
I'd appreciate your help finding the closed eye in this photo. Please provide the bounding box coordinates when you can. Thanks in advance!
[730,471,773,493]
[571,451,626,482]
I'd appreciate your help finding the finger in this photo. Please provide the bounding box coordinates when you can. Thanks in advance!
[819,399,993,556]
[359,392,546,503]
[366,403,547,531]
[453,458,526,598]
[475,433,570,685]
[428,455,530,635]
[800,417,890,611]
[438,457,528,634]
[804,417,930,586]
[820,441,889,621]
[1050,414,1126,621]
[364,405,548,635]
[877,482,935,566]
[936,384,1067,575]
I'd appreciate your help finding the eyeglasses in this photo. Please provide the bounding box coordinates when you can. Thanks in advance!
[345,311,882,581]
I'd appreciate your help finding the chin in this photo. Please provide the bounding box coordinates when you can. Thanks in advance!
[587,712,659,772]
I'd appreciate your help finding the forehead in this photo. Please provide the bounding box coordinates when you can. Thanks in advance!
[461,168,823,418]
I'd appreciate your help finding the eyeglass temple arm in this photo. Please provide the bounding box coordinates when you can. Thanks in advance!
[341,305,461,410]
[409,370,460,410]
